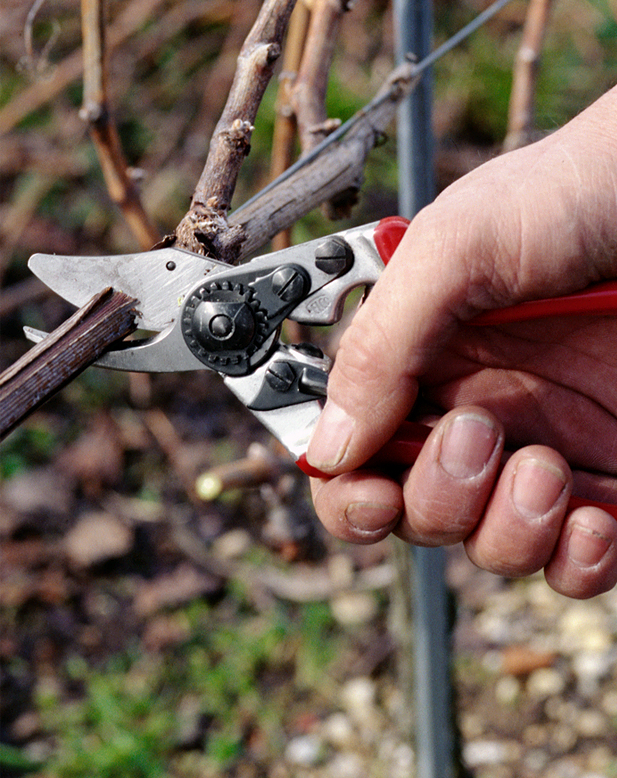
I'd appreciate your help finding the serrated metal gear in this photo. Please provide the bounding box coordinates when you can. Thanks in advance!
[181,280,273,376]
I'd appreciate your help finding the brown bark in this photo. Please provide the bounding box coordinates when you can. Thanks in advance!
[169,0,297,262]
[195,445,292,501]
[291,0,348,153]
[230,59,420,259]
[270,1,311,253]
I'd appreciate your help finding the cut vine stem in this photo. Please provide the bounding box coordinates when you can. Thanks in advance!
[0,288,138,441]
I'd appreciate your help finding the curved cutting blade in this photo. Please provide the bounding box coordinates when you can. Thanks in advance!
[28,248,228,331]
[24,320,212,373]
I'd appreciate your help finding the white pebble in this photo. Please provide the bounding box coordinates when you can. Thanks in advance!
[526,668,566,698]
[388,742,415,778]
[463,739,520,767]
[495,675,521,705]
[285,734,323,766]
[340,677,377,723]
[601,690,617,716]
[330,591,378,625]
[572,651,614,697]
[327,753,364,778]
[321,713,355,748]
[576,709,607,738]
[558,604,612,653]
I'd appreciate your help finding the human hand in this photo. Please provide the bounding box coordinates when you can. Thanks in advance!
[307,86,617,598]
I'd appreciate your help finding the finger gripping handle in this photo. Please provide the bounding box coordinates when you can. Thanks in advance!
[297,423,617,520]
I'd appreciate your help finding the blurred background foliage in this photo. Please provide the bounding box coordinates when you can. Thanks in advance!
[2,0,617,776]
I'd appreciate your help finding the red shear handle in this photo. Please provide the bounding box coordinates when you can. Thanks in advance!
[373,216,411,264]
[471,280,617,325]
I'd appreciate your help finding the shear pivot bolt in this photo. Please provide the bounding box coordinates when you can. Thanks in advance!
[265,361,296,392]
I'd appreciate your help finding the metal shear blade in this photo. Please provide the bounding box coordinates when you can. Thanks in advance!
[28,248,229,331]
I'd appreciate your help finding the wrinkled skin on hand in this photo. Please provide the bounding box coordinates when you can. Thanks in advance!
[307,86,617,599]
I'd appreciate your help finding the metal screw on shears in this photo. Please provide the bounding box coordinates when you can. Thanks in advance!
[314,236,353,275]
[265,360,296,392]
[271,267,307,302]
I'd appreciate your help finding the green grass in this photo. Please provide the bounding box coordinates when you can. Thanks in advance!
[21,589,359,778]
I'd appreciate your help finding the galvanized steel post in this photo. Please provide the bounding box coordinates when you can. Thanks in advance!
[393,0,456,776]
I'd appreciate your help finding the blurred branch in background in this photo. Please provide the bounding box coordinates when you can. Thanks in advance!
[270,0,311,253]
[195,443,294,503]
[290,0,357,219]
[504,0,555,151]
[0,0,167,137]
[80,0,160,249]
[0,172,55,286]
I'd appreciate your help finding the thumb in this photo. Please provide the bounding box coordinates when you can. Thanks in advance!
[306,212,465,473]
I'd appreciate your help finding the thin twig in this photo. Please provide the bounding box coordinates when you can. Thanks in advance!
[503,0,555,151]
[22,0,57,77]
[268,1,313,342]
[170,0,298,262]
[0,289,137,441]
[80,0,160,250]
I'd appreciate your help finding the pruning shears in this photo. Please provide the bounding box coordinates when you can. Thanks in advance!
[26,216,617,519]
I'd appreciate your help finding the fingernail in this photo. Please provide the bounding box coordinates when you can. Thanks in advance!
[307,400,354,470]
[567,524,611,568]
[512,458,567,520]
[439,413,499,479]
[345,502,401,533]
